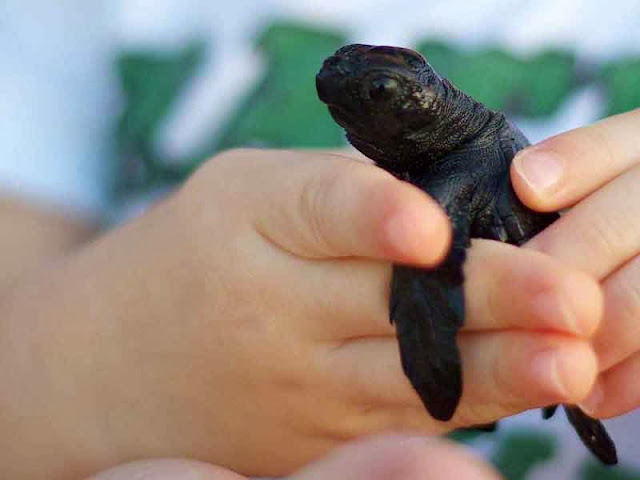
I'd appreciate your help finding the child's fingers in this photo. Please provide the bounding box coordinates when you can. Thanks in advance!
[322,332,597,428]
[289,435,501,480]
[463,240,601,336]
[525,165,640,279]
[511,108,640,212]
[85,435,500,480]
[304,239,600,341]
[456,332,596,419]
[579,352,640,419]
[594,255,640,370]
[86,459,246,480]
[219,149,452,266]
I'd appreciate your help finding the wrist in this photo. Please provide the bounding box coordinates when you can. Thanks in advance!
[0,267,114,479]
[0,194,193,479]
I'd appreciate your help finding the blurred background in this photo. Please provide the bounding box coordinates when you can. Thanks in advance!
[1,0,640,478]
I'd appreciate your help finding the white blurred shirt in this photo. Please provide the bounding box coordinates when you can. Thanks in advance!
[4,0,640,214]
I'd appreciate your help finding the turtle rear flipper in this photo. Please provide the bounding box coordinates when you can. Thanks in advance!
[564,405,618,465]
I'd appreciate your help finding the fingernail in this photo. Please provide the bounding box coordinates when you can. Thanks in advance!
[579,382,604,416]
[531,348,572,398]
[514,149,564,194]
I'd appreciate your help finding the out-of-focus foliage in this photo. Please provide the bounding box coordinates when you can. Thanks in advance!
[447,425,495,444]
[416,40,577,117]
[581,460,640,480]
[491,430,556,480]
[115,41,205,194]
[214,23,347,151]
[113,21,640,198]
[600,58,640,117]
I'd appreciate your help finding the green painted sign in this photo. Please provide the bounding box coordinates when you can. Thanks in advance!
[113,21,640,197]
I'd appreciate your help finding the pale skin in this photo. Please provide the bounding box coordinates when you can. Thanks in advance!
[512,109,640,417]
[87,435,503,480]
[0,109,638,479]
[0,198,96,292]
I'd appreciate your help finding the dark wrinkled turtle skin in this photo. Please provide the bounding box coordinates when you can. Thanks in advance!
[316,44,618,466]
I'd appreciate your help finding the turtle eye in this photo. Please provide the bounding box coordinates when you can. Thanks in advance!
[368,76,398,101]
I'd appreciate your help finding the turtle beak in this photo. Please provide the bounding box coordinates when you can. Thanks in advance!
[316,57,342,105]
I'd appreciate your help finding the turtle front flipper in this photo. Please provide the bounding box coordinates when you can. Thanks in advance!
[564,405,618,465]
[390,243,467,421]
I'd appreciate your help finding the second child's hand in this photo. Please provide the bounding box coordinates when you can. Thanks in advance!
[513,109,640,418]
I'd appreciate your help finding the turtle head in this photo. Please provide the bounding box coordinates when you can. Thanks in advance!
[316,44,443,166]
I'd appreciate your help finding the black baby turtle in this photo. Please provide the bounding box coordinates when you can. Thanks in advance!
[316,43,617,465]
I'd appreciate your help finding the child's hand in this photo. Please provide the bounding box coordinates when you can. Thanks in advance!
[87,435,501,480]
[512,108,640,419]
[1,149,600,479]
[116,150,596,474]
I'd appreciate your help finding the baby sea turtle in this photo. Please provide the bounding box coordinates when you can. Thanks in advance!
[316,43,617,465]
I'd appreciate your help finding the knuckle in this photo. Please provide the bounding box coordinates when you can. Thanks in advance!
[483,269,508,327]
[197,148,250,175]
[490,342,520,403]
[580,126,618,173]
[298,173,336,256]
[199,148,281,182]
[212,147,260,163]
[185,148,249,193]
[580,212,627,267]
[611,262,640,325]
[491,359,513,400]
[297,160,363,256]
